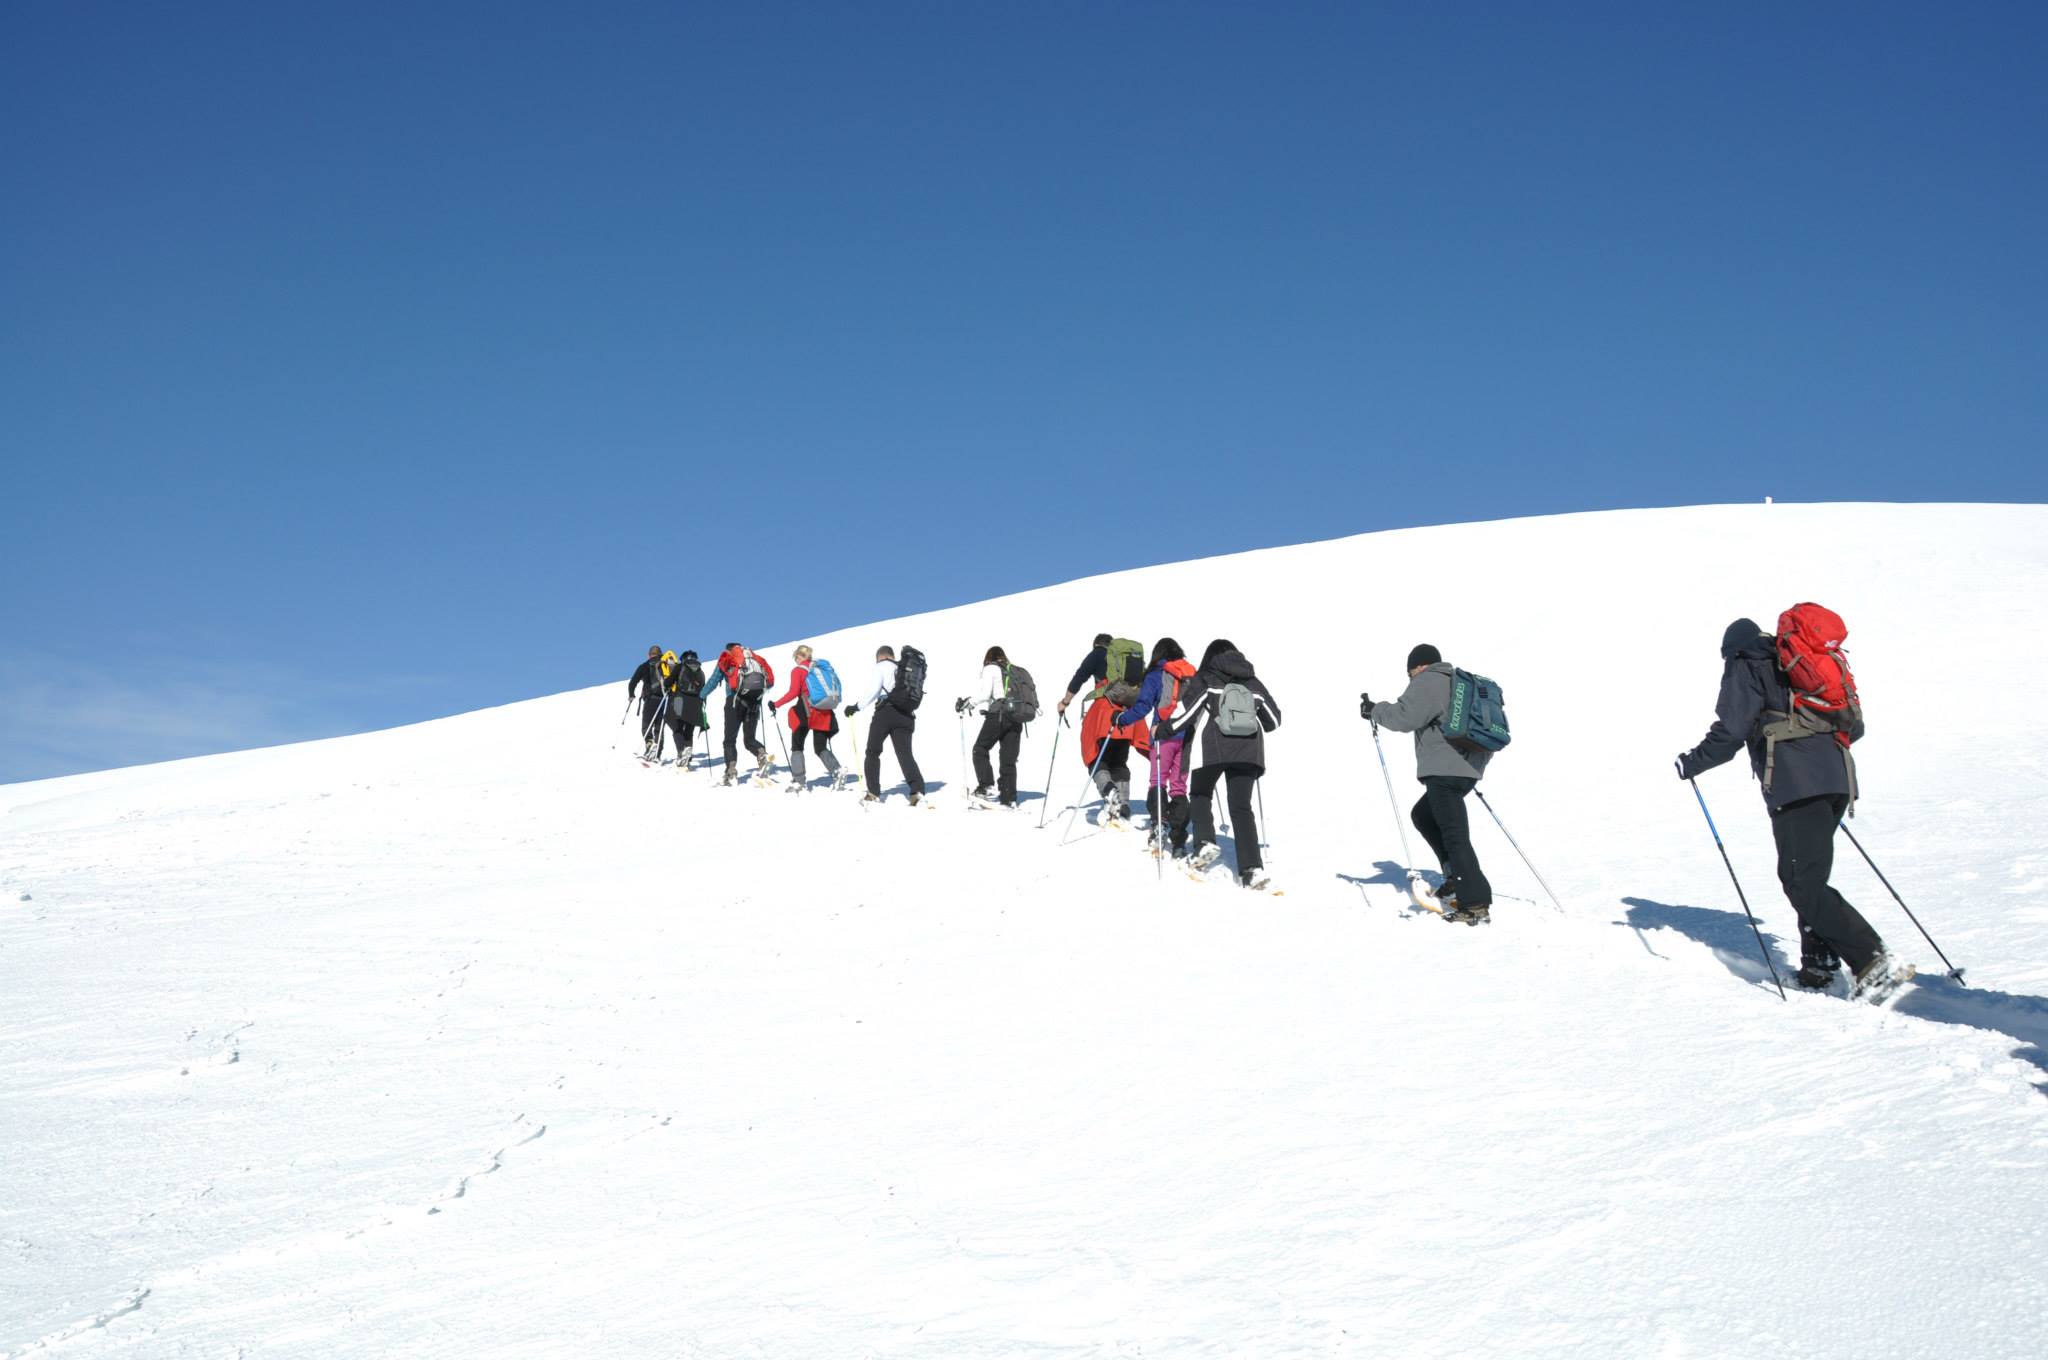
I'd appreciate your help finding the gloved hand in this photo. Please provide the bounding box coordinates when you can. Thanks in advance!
[1674,754,1693,780]
[767,700,779,714]
[954,697,970,715]
[1359,692,1374,719]
[844,704,859,718]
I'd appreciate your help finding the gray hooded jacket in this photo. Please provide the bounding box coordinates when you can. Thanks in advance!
[1371,662,1492,782]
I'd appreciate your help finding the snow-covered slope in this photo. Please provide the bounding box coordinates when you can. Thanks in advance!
[4,503,2045,1358]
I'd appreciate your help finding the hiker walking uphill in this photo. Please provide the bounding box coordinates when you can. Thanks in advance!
[700,643,776,785]
[768,645,846,792]
[626,645,671,761]
[845,644,928,805]
[1112,638,1199,854]
[959,646,1038,807]
[1164,639,1282,888]
[1676,612,1905,1000]
[663,650,709,768]
[1060,633,1149,821]
[1364,645,1496,924]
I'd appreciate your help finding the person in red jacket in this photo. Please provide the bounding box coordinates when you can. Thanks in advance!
[699,642,775,784]
[768,644,846,792]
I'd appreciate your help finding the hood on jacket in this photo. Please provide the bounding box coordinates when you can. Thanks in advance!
[1721,617,1772,661]
[1204,650,1256,683]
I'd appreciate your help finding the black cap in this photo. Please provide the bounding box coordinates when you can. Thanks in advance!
[1406,644,1442,670]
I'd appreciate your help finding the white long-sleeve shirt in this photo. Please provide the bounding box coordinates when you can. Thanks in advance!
[969,663,1004,715]
[861,659,898,710]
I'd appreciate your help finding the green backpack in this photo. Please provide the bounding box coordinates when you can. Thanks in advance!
[1093,637,1146,706]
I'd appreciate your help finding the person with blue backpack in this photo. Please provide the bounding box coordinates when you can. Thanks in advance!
[1112,638,1200,855]
[1363,644,1496,924]
[768,645,846,792]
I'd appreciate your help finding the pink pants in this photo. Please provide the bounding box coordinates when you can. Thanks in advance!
[1151,734,1189,799]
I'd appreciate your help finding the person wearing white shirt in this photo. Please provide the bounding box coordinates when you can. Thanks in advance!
[960,645,1024,806]
[843,645,927,803]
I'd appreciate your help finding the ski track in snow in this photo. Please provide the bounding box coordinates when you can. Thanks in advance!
[2,504,2047,1357]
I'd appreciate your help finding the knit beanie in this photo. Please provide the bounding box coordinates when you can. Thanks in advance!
[1406,643,1442,671]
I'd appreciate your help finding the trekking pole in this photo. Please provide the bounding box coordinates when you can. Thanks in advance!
[1839,822,1966,984]
[1473,790,1564,915]
[957,703,972,802]
[1689,779,1787,1000]
[1255,779,1272,868]
[1369,719,1428,905]
[1058,737,1114,846]
[1151,724,1166,879]
[1036,712,1067,829]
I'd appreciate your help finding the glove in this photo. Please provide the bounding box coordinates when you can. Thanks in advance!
[1359,692,1374,719]
[767,700,779,714]
[844,704,859,718]
[954,697,970,715]
[1675,754,1692,781]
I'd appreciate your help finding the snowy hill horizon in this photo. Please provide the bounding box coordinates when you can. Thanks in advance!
[5,501,2046,1357]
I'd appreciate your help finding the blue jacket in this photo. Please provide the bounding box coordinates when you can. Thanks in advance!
[1113,663,1180,737]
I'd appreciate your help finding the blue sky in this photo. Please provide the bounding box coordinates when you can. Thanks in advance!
[4,1,2044,781]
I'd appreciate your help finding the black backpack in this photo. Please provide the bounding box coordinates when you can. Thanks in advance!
[676,660,707,726]
[1000,662,1040,723]
[890,646,927,714]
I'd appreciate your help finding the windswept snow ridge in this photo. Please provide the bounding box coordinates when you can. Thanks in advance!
[3,503,2045,1358]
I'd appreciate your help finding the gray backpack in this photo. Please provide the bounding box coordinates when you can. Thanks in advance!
[1213,681,1262,737]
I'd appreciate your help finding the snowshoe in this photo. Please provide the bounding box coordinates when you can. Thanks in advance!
[1443,903,1491,926]
[1849,952,1915,1006]
[1238,869,1271,892]
[1189,843,1223,872]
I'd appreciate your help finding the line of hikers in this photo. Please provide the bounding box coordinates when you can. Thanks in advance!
[627,603,1909,999]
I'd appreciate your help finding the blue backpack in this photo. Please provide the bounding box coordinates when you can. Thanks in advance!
[805,658,842,711]
[1443,668,1511,754]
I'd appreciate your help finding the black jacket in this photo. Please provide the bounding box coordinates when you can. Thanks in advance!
[628,660,663,703]
[1165,650,1281,770]
[1065,645,1108,698]
[1679,619,1860,810]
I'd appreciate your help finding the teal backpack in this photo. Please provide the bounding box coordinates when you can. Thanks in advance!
[1443,669,1511,753]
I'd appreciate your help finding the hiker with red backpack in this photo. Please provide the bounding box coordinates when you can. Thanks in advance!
[767,645,846,793]
[1112,638,1200,855]
[1676,609,1904,1000]
[1164,638,1282,889]
[700,643,776,785]
[959,645,1038,807]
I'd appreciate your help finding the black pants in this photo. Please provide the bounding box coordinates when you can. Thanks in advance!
[1190,762,1262,873]
[972,713,1023,803]
[1412,776,1493,908]
[865,703,925,796]
[1771,793,1883,972]
[787,704,841,782]
[666,709,703,758]
[639,698,666,746]
[723,697,766,767]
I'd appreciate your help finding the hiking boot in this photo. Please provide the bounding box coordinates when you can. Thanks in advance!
[1444,904,1491,926]
[1795,959,1840,990]
[1190,843,1223,872]
[1849,950,1914,1005]
[755,748,772,770]
[860,792,881,804]
[908,793,921,807]
[1238,869,1270,891]
[720,766,735,786]
[972,784,996,801]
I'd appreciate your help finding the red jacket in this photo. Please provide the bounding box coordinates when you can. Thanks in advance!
[1081,693,1150,767]
[775,664,835,732]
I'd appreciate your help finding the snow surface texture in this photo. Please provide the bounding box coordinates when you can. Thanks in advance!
[3,503,2045,1358]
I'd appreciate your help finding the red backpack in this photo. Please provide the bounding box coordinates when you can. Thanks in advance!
[1155,658,1198,720]
[1774,602,1861,745]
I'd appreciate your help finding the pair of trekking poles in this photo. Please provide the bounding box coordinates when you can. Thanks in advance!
[1367,719,1565,918]
[1687,778,1965,998]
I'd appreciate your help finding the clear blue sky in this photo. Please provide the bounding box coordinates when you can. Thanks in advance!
[4,1,2044,781]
